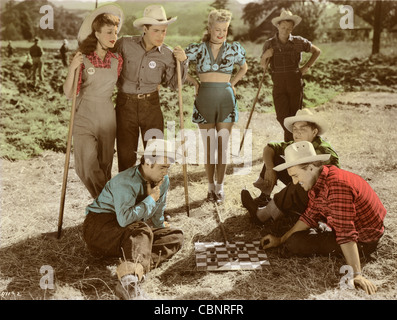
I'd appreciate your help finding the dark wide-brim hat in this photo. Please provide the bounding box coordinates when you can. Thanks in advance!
[77,4,124,43]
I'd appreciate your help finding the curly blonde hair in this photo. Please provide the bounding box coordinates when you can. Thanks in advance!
[202,9,232,42]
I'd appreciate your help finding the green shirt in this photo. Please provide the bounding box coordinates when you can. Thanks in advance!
[269,136,340,168]
[86,165,168,228]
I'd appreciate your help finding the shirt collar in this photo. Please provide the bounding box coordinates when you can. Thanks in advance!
[276,32,294,44]
[311,136,322,149]
[88,50,116,60]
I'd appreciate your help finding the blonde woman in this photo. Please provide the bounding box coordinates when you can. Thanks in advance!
[185,9,248,203]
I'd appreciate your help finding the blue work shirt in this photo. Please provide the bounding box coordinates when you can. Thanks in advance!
[86,165,168,228]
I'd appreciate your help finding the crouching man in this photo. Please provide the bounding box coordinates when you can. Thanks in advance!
[261,141,386,295]
[83,139,184,299]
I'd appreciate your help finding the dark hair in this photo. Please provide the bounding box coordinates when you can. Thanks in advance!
[306,121,318,131]
[298,161,323,170]
[78,13,120,55]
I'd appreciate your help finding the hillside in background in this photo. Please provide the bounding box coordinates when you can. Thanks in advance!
[0,0,249,41]
[0,0,84,40]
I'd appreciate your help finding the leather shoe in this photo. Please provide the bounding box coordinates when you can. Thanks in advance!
[206,191,216,202]
[215,191,225,204]
[241,189,262,225]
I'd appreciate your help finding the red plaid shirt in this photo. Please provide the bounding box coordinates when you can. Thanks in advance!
[300,166,386,244]
[77,51,123,95]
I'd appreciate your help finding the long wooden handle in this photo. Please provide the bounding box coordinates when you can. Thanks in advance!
[239,60,270,153]
[214,203,228,243]
[57,67,80,239]
[176,62,190,216]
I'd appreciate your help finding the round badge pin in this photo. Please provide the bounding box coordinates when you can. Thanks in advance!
[149,61,157,69]
[87,67,95,75]
[212,63,219,71]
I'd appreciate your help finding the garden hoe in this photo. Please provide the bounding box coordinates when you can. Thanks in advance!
[42,67,80,240]
[238,58,270,154]
[176,58,190,216]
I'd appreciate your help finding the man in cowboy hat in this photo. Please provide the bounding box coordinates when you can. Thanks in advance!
[260,141,386,295]
[83,138,184,299]
[115,4,189,172]
[261,10,321,141]
[241,108,339,224]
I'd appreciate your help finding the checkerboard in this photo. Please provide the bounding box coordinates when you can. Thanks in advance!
[194,241,270,271]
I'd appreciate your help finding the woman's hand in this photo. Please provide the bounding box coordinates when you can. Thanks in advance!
[70,51,83,71]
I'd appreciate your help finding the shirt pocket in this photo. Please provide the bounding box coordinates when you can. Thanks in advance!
[142,60,163,85]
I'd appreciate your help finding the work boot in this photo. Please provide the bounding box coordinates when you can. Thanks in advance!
[241,189,262,225]
[116,261,144,282]
[254,193,272,207]
[115,261,149,300]
[115,274,149,300]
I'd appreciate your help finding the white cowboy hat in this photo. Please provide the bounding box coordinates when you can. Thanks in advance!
[133,5,177,28]
[78,4,124,43]
[271,10,302,28]
[284,108,328,135]
[137,139,178,164]
[273,141,331,172]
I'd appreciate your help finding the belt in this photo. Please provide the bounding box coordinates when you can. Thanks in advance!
[121,91,158,100]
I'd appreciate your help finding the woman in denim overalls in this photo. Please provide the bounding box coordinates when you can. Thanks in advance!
[64,6,123,198]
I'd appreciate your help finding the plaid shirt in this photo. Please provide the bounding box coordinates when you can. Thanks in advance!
[77,51,123,95]
[300,166,386,244]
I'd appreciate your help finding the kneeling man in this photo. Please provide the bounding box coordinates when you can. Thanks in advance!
[261,141,386,295]
[83,139,184,299]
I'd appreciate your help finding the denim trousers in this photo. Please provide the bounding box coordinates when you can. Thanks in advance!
[271,71,304,141]
[115,91,164,172]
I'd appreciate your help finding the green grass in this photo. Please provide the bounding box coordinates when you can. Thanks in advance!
[1,39,396,161]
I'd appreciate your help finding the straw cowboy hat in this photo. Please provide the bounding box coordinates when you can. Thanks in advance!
[271,10,302,28]
[137,138,178,164]
[133,5,177,28]
[78,4,124,42]
[284,108,328,135]
[273,141,331,172]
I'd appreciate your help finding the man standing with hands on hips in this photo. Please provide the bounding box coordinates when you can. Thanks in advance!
[261,10,321,141]
[116,5,189,172]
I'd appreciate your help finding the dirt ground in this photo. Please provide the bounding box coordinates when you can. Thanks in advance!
[1,91,396,300]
